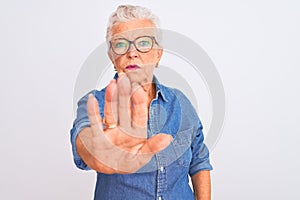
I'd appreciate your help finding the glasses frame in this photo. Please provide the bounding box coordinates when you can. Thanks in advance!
[110,36,158,55]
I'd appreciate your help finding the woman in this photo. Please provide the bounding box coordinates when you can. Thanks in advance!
[70,5,212,200]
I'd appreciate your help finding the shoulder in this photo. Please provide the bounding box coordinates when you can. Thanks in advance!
[77,88,106,104]
[159,84,195,109]
[160,83,200,119]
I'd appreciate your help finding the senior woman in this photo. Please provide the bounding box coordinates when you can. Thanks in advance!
[70,5,213,200]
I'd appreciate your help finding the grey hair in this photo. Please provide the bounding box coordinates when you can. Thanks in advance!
[106,5,162,45]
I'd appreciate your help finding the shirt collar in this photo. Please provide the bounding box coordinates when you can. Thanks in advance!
[113,73,168,102]
[152,75,168,102]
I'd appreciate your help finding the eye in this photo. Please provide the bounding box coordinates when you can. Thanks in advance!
[138,40,151,47]
[115,42,127,48]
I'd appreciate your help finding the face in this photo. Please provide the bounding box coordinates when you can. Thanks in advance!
[108,19,163,85]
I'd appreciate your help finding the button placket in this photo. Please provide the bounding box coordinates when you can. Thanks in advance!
[156,152,167,200]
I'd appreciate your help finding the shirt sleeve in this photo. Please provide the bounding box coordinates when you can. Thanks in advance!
[70,90,105,170]
[189,121,213,176]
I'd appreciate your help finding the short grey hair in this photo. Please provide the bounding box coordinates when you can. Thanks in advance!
[106,5,162,45]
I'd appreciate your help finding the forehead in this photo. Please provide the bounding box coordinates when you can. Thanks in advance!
[111,19,156,40]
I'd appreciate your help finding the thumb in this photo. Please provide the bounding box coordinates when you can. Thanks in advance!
[140,134,173,154]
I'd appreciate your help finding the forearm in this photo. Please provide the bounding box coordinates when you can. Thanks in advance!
[191,170,211,200]
[75,127,117,174]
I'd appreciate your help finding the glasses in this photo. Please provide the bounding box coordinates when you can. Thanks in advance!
[110,36,157,55]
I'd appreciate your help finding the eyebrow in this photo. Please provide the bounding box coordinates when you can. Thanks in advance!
[111,32,155,41]
[111,37,125,41]
[112,35,155,41]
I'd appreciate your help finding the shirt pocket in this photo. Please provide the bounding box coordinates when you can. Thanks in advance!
[176,148,192,167]
[171,127,193,167]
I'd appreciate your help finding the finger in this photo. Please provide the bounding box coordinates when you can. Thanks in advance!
[87,93,103,137]
[104,79,118,127]
[117,73,131,129]
[140,134,173,154]
[126,69,148,86]
[131,83,148,129]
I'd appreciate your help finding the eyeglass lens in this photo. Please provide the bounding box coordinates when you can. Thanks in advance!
[111,36,154,55]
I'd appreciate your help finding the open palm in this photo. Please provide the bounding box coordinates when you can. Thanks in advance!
[78,74,172,173]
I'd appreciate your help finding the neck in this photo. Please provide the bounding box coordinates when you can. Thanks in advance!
[143,83,156,108]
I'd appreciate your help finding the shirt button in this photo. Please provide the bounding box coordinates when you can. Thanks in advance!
[160,166,164,172]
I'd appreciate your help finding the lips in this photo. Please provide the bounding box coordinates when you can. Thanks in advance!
[125,65,140,70]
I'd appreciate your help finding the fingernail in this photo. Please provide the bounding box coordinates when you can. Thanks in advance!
[88,93,94,98]
[118,72,125,77]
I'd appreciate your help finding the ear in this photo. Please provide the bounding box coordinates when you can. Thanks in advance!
[155,48,163,63]
[108,50,115,64]
[108,51,119,72]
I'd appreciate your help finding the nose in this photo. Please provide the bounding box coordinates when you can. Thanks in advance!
[127,43,138,58]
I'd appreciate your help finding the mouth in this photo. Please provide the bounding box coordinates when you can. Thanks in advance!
[125,65,141,70]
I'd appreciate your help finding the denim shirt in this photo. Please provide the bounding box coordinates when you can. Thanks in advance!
[70,75,213,200]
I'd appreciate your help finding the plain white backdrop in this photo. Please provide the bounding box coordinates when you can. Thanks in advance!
[1,0,299,199]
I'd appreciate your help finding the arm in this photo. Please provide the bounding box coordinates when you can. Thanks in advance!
[173,89,213,198]
[191,170,211,200]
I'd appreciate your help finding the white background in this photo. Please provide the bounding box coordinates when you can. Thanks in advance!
[1,0,299,199]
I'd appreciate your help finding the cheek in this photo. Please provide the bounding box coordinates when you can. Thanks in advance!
[144,53,159,65]
[150,50,162,63]
[112,56,125,67]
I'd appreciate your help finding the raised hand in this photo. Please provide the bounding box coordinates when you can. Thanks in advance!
[77,73,172,174]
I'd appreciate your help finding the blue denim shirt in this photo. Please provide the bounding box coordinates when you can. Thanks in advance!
[70,75,213,200]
